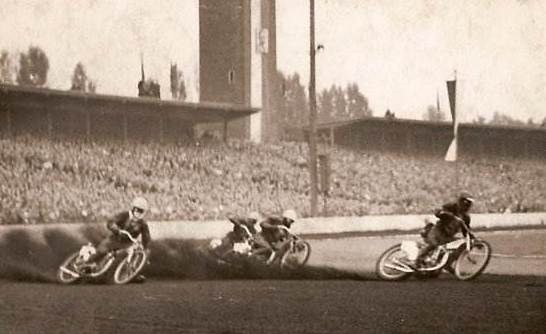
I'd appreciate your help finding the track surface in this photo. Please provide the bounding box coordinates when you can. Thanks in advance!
[1,229,544,333]
[309,229,546,276]
[0,276,544,334]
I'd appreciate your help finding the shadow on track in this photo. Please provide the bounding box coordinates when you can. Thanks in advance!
[0,225,105,282]
[145,238,369,281]
[0,228,368,283]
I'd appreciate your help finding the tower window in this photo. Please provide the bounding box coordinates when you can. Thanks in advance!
[228,69,235,85]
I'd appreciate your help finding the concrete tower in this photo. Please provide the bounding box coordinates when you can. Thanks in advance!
[199,0,278,142]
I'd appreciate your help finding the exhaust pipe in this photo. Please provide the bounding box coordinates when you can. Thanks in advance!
[385,262,414,273]
[60,266,80,278]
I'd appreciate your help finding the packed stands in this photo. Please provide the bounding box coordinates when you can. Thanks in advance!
[0,136,544,224]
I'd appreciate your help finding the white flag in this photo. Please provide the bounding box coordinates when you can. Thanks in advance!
[444,138,457,162]
[445,79,458,161]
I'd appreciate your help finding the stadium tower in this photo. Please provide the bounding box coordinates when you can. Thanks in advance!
[199,0,278,143]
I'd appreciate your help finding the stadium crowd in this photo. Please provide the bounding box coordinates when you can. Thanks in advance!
[0,136,544,224]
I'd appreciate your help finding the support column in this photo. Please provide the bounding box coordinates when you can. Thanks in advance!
[123,111,128,143]
[223,118,228,143]
[86,107,91,141]
[6,105,11,138]
[158,111,164,143]
[380,131,386,152]
[523,135,529,159]
[48,110,53,139]
[405,127,412,153]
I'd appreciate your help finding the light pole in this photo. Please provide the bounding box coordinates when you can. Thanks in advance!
[308,0,319,216]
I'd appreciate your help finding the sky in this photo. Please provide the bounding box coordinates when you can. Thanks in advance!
[1,0,545,123]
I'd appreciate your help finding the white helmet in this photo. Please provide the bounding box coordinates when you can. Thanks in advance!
[282,209,297,222]
[131,196,149,218]
[248,211,261,222]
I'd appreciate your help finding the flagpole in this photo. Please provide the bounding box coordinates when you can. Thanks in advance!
[454,70,458,193]
[445,70,459,194]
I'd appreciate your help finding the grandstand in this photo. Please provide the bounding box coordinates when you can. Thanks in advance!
[306,117,545,160]
[1,134,544,224]
[0,84,258,143]
[1,0,544,225]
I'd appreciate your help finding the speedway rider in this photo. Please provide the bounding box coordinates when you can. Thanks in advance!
[253,209,298,264]
[414,192,475,268]
[210,211,261,258]
[82,196,152,270]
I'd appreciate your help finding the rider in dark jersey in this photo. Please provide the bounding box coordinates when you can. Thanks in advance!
[253,209,297,264]
[415,192,475,267]
[83,197,151,269]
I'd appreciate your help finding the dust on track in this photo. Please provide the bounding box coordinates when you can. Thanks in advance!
[0,226,364,283]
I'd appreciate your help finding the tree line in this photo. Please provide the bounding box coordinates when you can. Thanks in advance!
[1,46,542,128]
[0,46,187,101]
[422,103,545,127]
[276,71,372,130]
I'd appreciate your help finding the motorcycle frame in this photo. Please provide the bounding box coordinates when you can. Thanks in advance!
[387,234,471,273]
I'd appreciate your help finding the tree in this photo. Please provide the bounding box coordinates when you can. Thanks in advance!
[138,78,160,98]
[346,82,370,119]
[489,111,525,126]
[16,46,49,87]
[170,63,187,101]
[87,80,97,93]
[473,115,486,124]
[318,87,334,123]
[276,71,308,129]
[423,105,446,122]
[331,85,347,121]
[70,62,88,92]
[289,73,308,126]
[70,62,97,93]
[0,50,14,84]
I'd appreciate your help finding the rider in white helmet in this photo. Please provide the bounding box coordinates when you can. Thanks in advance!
[83,196,152,269]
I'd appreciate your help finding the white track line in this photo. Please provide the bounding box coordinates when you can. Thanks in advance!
[492,253,546,259]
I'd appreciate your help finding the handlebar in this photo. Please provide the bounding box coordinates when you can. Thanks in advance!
[278,225,290,233]
[118,230,139,244]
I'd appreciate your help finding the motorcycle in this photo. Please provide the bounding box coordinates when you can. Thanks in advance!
[208,218,312,269]
[57,230,148,285]
[376,230,492,281]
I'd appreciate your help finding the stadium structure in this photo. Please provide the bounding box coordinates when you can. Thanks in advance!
[0,0,544,160]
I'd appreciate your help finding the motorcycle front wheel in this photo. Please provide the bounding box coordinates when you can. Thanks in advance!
[376,244,412,281]
[112,249,147,285]
[57,252,81,284]
[280,240,311,269]
[454,240,492,281]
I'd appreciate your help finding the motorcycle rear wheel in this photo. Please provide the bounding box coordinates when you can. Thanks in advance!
[376,244,412,281]
[113,250,147,285]
[454,240,492,281]
[57,252,81,284]
[280,240,311,269]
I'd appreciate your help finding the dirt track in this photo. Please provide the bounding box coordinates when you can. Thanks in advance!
[0,275,544,334]
[0,229,544,333]
[308,229,546,276]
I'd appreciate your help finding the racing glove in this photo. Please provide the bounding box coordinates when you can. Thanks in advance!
[109,224,120,235]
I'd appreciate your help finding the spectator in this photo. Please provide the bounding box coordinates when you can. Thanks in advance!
[0,136,544,224]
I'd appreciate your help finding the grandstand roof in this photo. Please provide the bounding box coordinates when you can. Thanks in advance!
[0,84,259,122]
[314,115,545,133]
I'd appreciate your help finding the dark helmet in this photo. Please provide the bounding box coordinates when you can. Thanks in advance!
[247,211,261,224]
[458,192,474,209]
[281,209,297,227]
